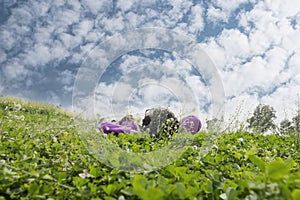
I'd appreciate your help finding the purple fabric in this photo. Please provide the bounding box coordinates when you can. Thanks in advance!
[179,115,201,134]
[119,116,140,132]
[99,115,201,135]
[99,122,138,134]
[99,115,140,134]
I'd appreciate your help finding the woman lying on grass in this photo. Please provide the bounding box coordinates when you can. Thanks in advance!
[98,107,201,137]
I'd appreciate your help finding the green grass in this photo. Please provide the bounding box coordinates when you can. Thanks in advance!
[0,96,300,199]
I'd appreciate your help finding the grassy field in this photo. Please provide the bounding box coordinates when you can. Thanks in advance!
[0,96,300,199]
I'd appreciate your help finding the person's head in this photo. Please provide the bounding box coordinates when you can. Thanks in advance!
[119,115,140,132]
[142,107,179,137]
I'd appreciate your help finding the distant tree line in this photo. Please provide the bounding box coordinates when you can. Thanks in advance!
[206,103,300,136]
[246,104,300,135]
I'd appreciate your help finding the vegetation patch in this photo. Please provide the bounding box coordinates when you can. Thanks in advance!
[0,97,300,199]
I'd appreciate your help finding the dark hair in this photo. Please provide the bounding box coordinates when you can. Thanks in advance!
[142,107,179,137]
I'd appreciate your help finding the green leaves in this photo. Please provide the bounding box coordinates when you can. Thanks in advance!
[220,187,237,200]
[292,189,300,200]
[73,177,90,189]
[249,155,265,171]
[249,156,293,181]
[132,175,164,200]
[102,184,118,195]
[132,175,147,194]
[266,158,291,181]
[1,97,300,199]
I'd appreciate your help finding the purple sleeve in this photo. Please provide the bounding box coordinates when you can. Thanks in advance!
[99,122,138,134]
[179,115,202,134]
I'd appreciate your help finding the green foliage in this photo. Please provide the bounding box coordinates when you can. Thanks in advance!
[247,104,277,133]
[280,119,294,135]
[206,118,223,132]
[292,111,300,133]
[0,98,300,199]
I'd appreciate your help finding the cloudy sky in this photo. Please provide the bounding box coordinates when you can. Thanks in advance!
[1,0,300,125]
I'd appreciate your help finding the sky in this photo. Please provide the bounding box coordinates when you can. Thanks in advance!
[1,0,300,126]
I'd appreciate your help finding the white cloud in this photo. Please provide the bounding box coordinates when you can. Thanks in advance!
[85,29,106,43]
[33,27,53,45]
[205,0,254,28]
[58,33,82,49]
[238,2,296,55]
[61,70,74,85]
[73,19,93,37]
[63,85,73,93]
[264,0,300,17]
[161,0,193,27]
[52,7,81,27]
[0,29,16,51]
[70,41,101,64]
[98,13,125,33]
[217,29,250,65]
[281,27,300,53]
[0,49,7,63]
[168,0,193,11]
[23,44,51,67]
[188,5,205,35]
[198,0,300,125]
[3,63,28,80]
[112,83,133,100]
[113,1,198,40]
[117,0,134,12]
[265,46,289,74]
[119,55,140,72]
[224,94,259,125]
[7,7,32,26]
[81,0,111,15]
[125,12,141,28]
[66,0,82,11]
[288,51,300,75]
[50,41,69,60]
[199,38,227,70]
[211,0,250,12]
[231,56,269,94]
[1,0,300,127]
[51,0,65,7]
[93,49,208,119]
[207,5,229,23]
[261,84,300,123]
[73,95,96,119]
[94,82,121,119]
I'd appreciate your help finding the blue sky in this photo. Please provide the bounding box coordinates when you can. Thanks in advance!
[1,0,300,125]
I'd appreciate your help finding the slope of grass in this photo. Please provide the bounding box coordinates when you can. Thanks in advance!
[0,97,300,199]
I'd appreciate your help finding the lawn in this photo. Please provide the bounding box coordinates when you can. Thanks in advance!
[0,97,300,199]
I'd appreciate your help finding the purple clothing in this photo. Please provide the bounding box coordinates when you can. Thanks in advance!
[179,115,202,134]
[98,114,201,135]
[99,122,138,134]
[99,115,140,134]
[119,115,140,132]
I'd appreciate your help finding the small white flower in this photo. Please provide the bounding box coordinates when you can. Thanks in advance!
[118,195,125,200]
[78,169,92,179]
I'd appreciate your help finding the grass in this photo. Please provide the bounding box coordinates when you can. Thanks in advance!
[0,96,300,199]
